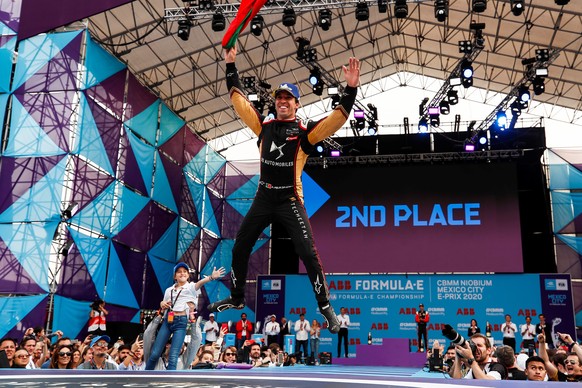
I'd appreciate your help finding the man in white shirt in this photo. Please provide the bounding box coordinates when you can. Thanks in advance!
[294,314,310,363]
[449,333,507,380]
[265,315,280,346]
[520,315,536,351]
[203,313,219,344]
[501,314,517,352]
[337,307,350,358]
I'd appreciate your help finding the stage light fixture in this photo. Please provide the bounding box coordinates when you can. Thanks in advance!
[177,19,192,41]
[367,103,378,120]
[242,76,256,90]
[510,100,522,117]
[418,118,429,133]
[248,93,259,102]
[318,9,332,31]
[477,130,488,146]
[355,1,369,21]
[532,76,545,95]
[439,100,450,115]
[250,15,264,36]
[536,68,548,77]
[296,37,310,59]
[464,139,475,152]
[460,59,474,88]
[518,85,530,103]
[428,106,440,127]
[282,6,296,27]
[447,89,459,105]
[330,150,341,157]
[450,77,461,87]
[458,40,472,54]
[199,0,214,11]
[309,68,321,86]
[535,49,549,62]
[555,0,569,5]
[378,0,388,13]
[472,0,487,13]
[510,0,524,16]
[212,10,226,31]
[434,0,448,22]
[313,82,324,96]
[495,111,507,130]
[305,47,317,62]
[330,94,340,109]
[394,0,408,18]
[367,123,377,136]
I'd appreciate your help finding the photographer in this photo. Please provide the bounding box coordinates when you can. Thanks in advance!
[449,333,506,380]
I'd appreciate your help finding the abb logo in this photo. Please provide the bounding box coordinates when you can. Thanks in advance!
[289,307,306,315]
[371,323,389,330]
[456,308,475,315]
[426,323,447,331]
[517,309,537,317]
[349,338,361,345]
[329,281,352,290]
[399,308,418,315]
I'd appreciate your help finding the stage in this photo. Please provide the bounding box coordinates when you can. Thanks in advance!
[0,365,553,387]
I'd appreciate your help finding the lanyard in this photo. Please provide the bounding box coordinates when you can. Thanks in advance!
[170,287,183,310]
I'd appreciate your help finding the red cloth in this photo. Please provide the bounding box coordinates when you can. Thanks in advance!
[222,0,267,48]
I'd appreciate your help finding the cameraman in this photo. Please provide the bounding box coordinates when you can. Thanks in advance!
[449,333,507,380]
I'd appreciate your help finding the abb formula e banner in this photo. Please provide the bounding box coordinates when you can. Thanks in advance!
[257,273,575,358]
[303,162,523,273]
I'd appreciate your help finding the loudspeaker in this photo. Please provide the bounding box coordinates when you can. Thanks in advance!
[319,352,332,365]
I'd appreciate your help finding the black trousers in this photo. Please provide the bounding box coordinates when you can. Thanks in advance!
[417,325,428,351]
[338,328,348,357]
[230,188,330,306]
[503,337,516,352]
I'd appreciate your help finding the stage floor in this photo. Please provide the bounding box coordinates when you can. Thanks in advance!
[0,365,552,387]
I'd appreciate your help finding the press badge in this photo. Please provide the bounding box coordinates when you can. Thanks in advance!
[167,311,174,323]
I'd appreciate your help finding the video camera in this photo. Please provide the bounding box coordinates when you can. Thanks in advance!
[442,324,477,357]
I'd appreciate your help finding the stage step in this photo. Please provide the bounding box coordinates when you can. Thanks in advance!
[332,338,427,367]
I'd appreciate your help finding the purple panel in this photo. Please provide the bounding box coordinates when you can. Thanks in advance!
[0,0,22,33]
[16,91,76,151]
[18,0,133,41]
[183,127,206,167]
[14,32,81,93]
[159,153,183,209]
[71,156,115,213]
[85,96,123,174]
[159,126,186,166]
[4,296,49,340]
[225,173,255,198]
[0,155,64,214]
[221,201,245,239]
[101,303,139,324]
[0,237,46,293]
[555,241,582,278]
[111,241,146,307]
[208,190,224,236]
[142,259,164,309]
[83,69,126,118]
[200,231,220,271]
[117,131,147,194]
[0,35,15,47]
[179,175,198,224]
[557,215,582,234]
[181,234,201,268]
[114,201,177,252]
[207,164,226,197]
[56,244,100,301]
[125,72,157,120]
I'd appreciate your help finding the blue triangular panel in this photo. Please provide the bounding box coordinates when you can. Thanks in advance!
[0,222,58,292]
[551,191,582,233]
[131,311,141,324]
[205,147,226,184]
[12,31,82,92]
[149,217,179,262]
[69,228,109,299]
[127,129,155,194]
[105,246,139,308]
[202,188,220,236]
[158,104,185,146]
[124,101,159,146]
[556,234,582,256]
[52,295,92,342]
[549,162,582,190]
[3,97,65,157]
[0,94,8,140]
[252,238,269,254]
[0,23,16,36]
[110,183,150,236]
[0,36,16,93]
[203,239,234,279]
[83,32,127,90]
[227,175,259,200]
[70,181,115,237]
[0,156,66,223]
[302,172,331,218]
[148,254,176,295]
[77,93,114,174]
[184,145,208,182]
[0,294,47,339]
[152,153,178,213]
[205,279,231,306]
[177,218,200,260]
[226,198,253,217]
[185,177,205,225]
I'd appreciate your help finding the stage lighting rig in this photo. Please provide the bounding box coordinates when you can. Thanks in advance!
[318,9,332,31]
[510,0,524,16]
[460,59,474,88]
[535,49,549,62]
[282,6,296,26]
[428,106,440,127]
[305,47,317,63]
[434,0,448,22]
[355,1,369,21]
[447,89,459,105]
[555,0,569,5]
[472,0,487,13]
[418,118,429,133]
[177,19,192,41]
[495,111,507,130]
[211,10,226,31]
[250,15,264,36]
[198,0,214,11]
[439,100,450,115]
[459,40,472,54]
[296,37,310,60]
[378,0,388,13]
[394,0,408,18]
[532,76,545,95]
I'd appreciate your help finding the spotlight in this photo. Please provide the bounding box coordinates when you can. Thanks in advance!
[450,77,462,86]
[313,83,324,96]
[418,118,429,133]
[518,85,530,103]
[555,0,569,5]
[316,143,325,154]
[318,9,332,31]
[330,94,340,108]
[535,49,549,62]
[367,123,377,136]
[495,111,507,130]
[354,109,366,131]
[439,100,450,115]
[242,76,256,90]
[394,0,408,18]
[309,68,321,86]
[212,10,226,32]
[434,0,448,22]
[296,37,310,59]
[282,6,296,27]
[536,68,548,77]
[428,106,440,127]
[378,0,388,13]
[472,0,487,13]
[305,47,317,63]
[458,40,472,54]
[330,150,341,157]
[464,139,476,152]
[510,0,524,16]
[477,130,488,146]
[250,15,264,36]
[460,59,473,88]
[532,76,545,95]
[474,30,485,49]
[199,0,214,11]
[177,19,192,41]
[355,1,369,21]
[447,89,459,105]
[510,100,522,117]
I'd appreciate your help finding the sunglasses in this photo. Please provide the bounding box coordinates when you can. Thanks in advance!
[565,360,579,365]
[225,352,235,356]
[59,352,72,357]
[15,354,29,359]
[94,342,108,347]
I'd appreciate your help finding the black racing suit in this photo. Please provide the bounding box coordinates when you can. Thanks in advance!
[225,62,357,307]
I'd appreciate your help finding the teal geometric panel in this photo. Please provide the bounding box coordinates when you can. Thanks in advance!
[70,181,116,237]
[202,239,234,279]
[69,228,110,300]
[549,161,582,190]
[185,177,219,236]
[126,129,155,194]
[158,103,185,146]
[77,93,115,175]
[12,30,82,92]
[109,182,150,236]
[556,234,582,257]
[124,100,159,146]
[82,31,126,90]
[105,245,139,309]
[149,216,179,263]
[0,94,8,138]
[177,217,201,260]
[148,254,179,297]
[184,145,207,182]
[3,96,65,157]
[0,35,16,93]
[205,146,227,185]
[0,294,48,339]
[52,295,92,342]
[551,191,582,233]
[0,221,59,292]
[0,156,66,222]
[152,151,178,213]
[227,175,259,201]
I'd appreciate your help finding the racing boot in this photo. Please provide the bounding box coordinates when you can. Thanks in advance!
[320,303,340,334]
[208,295,245,313]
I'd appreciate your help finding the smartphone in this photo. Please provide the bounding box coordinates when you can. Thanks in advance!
[138,333,144,341]
[277,352,284,364]
[528,344,534,357]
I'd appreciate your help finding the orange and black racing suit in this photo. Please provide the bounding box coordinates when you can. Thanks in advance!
[226,62,357,307]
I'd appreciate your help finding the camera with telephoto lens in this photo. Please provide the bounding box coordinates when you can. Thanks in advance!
[442,324,476,357]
